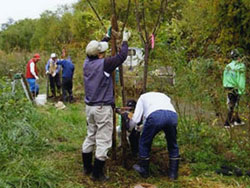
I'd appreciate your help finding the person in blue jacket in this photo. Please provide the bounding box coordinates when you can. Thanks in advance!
[56,56,75,102]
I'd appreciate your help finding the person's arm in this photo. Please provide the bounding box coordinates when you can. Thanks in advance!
[45,61,50,72]
[129,96,144,129]
[103,41,128,74]
[55,64,61,74]
[30,62,38,79]
[56,59,65,66]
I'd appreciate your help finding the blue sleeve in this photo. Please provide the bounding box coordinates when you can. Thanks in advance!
[56,60,65,66]
[103,41,128,73]
[56,65,61,74]
[45,61,50,71]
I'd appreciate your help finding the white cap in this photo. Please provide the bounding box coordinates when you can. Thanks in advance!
[51,53,57,58]
[86,40,109,56]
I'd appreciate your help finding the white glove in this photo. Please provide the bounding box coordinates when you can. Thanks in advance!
[35,76,39,80]
[122,30,131,41]
[46,70,50,74]
[52,72,56,77]
[135,125,143,132]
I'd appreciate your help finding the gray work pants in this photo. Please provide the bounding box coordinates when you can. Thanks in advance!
[82,105,113,161]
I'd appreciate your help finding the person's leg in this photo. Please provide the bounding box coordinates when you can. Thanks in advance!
[55,73,61,95]
[49,75,56,97]
[93,105,113,181]
[233,92,244,125]
[82,106,97,175]
[35,83,39,96]
[128,128,140,157]
[225,90,237,127]
[68,78,73,103]
[162,110,179,180]
[62,78,68,102]
[134,112,161,178]
[27,78,36,99]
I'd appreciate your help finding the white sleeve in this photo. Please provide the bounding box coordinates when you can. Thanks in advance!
[131,96,144,124]
[30,62,38,78]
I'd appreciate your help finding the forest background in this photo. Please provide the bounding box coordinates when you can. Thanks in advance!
[0,0,249,187]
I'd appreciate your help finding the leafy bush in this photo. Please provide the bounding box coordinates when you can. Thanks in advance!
[0,78,61,187]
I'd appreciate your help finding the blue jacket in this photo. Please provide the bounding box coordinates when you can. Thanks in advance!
[57,58,75,78]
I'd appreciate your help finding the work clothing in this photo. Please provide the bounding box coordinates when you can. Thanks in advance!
[92,158,109,181]
[223,60,246,127]
[26,59,38,79]
[82,152,93,175]
[131,92,179,179]
[26,58,39,95]
[27,78,39,95]
[57,58,75,102]
[46,58,61,97]
[223,60,246,95]
[83,41,128,106]
[131,92,176,124]
[82,35,129,180]
[82,105,113,161]
[139,110,179,158]
[57,59,75,78]
[168,157,180,180]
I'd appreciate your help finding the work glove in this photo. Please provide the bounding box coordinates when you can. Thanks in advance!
[35,76,39,80]
[52,72,56,77]
[106,26,112,38]
[135,125,143,132]
[46,70,50,74]
[122,30,131,42]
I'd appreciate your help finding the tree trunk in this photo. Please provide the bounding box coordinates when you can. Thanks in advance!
[111,14,118,160]
[143,43,150,93]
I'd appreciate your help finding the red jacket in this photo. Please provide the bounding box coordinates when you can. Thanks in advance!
[26,58,38,79]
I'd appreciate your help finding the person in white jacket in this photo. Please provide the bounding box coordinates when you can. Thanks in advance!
[130,92,180,180]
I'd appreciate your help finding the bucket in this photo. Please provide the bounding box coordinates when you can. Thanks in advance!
[35,94,47,105]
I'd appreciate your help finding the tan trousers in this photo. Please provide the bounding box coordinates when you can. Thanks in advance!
[82,105,113,161]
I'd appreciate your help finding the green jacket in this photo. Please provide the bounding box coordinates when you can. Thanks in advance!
[223,60,246,95]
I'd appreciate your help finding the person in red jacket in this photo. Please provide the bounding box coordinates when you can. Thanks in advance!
[26,53,41,98]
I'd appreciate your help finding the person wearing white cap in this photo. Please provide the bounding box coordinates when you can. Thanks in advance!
[45,53,62,98]
[82,29,131,181]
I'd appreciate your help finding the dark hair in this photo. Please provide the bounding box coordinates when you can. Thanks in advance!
[126,99,137,109]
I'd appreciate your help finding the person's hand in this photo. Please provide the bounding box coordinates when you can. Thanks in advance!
[135,125,143,132]
[52,72,56,77]
[122,30,131,41]
[106,26,112,38]
[46,70,50,75]
[35,76,39,80]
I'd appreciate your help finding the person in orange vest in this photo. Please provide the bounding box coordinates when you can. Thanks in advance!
[26,53,41,98]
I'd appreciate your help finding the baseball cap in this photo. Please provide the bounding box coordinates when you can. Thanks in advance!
[86,40,109,56]
[51,53,57,58]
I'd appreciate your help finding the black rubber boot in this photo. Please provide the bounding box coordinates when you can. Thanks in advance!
[92,158,109,181]
[82,152,92,175]
[133,158,150,178]
[168,157,179,180]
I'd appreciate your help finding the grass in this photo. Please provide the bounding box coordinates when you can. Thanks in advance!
[0,77,249,188]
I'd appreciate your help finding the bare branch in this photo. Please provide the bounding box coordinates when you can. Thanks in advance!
[86,0,107,32]
[121,0,131,33]
[152,0,167,37]
[135,0,146,44]
[142,0,149,42]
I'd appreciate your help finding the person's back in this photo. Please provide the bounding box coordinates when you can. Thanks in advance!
[223,50,246,128]
[223,60,246,95]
